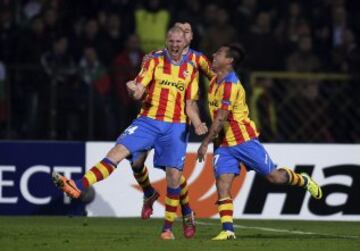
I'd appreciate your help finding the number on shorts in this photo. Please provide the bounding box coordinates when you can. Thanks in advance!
[123,125,138,135]
[213,154,220,168]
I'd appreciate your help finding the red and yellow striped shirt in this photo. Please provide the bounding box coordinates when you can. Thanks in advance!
[208,71,259,146]
[135,50,199,123]
[186,49,215,80]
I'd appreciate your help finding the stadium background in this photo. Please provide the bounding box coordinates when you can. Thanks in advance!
[0,0,359,249]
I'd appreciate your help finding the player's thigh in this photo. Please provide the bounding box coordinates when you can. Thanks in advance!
[233,139,276,176]
[116,117,158,154]
[128,150,149,168]
[213,147,240,178]
[153,123,188,170]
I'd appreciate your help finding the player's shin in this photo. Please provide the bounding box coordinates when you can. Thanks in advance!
[217,197,234,232]
[278,167,307,187]
[163,187,180,232]
[179,175,192,215]
[132,165,155,198]
[76,158,117,190]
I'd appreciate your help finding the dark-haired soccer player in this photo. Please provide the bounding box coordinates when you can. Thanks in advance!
[197,44,323,240]
[52,26,207,240]
[127,22,214,239]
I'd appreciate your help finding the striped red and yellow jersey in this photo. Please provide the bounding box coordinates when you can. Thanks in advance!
[208,71,259,146]
[135,50,199,123]
[185,49,215,80]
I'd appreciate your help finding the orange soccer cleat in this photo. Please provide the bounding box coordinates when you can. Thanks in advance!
[160,229,175,240]
[52,172,82,199]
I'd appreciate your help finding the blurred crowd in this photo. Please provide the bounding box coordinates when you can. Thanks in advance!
[0,0,359,142]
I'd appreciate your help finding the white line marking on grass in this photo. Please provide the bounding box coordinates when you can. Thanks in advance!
[197,221,360,240]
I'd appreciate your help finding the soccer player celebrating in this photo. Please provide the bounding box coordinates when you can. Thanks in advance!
[52,26,207,240]
[127,22,213,238]
[197,44,323,240]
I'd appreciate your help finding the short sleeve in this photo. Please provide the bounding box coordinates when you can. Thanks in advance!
[135,57,156,87]
[218,82,237,111]
[185,69,199,101]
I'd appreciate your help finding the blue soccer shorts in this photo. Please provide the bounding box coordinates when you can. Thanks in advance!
[117,116,188,170]
[213,138,276,177]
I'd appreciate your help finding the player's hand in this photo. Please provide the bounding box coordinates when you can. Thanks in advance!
[126,80,136,95]
[194,122,208,135]
[197,142,208,162]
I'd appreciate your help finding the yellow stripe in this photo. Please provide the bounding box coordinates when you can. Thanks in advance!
[220,216,233,223]
[180,176,186,184]
[292,175,299,186]
[84,171,97,185]
[298,175,305,186]
[180,187,188,196]
[96,163,111,179]
[181,197,189,204]
[165,197,179,207]
[165,212,177,222]
[219,204,233,211]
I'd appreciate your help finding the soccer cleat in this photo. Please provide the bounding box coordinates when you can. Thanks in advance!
[301,173,323,199]
[182,211,196,238]
[52,172,81,199]
[211,230,236,241]
[141,190,160,219]
[160,229,175,240]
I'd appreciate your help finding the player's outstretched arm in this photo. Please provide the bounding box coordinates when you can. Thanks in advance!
[185,100,208,136]
[126,80,146,100]
[197,109,229,162]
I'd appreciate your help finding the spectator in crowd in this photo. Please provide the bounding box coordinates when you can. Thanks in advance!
[232,0,257,36]
[41,35,78,139]
[98,13,126,66]
[286,35,321,72]
[111,34,144,132]
[249,78,277,142]
[135,0,170,52]
[200,7,236,56]
[79,46,113,140]
[243,11,282,70]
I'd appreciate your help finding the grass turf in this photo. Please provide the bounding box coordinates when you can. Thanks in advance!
[0,217,359,251]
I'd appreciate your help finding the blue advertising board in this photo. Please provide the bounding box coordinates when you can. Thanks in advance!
[0,141,86,215]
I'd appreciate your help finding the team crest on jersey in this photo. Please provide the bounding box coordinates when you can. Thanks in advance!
[183,70,190,77]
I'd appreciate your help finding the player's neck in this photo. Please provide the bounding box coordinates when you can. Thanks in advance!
[216,67,233,82]
[182,47,190,55]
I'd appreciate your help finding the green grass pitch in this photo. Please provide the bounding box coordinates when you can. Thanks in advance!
[0,217,359,251]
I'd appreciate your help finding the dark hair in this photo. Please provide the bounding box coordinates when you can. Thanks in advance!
[224,43,245,68]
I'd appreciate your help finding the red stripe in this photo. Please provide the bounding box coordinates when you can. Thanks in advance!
[229,114,245,144]
[165,205,178,212]
[178,62,187,79]
[163,57,171,74]
[155,89,169,120]
[222,82,232,100]
[218,199,233,205]
[100,161,114,174]
[167,193,179,200]
[91,167,104,181]
[243,120,257,138]
[209,79,215,93]
[219,210,233,217]
[172,92,182,122]
[81,177,89,188]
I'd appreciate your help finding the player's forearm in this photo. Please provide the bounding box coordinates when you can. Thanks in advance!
[203,110,228,145]
[185,100,202,127]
